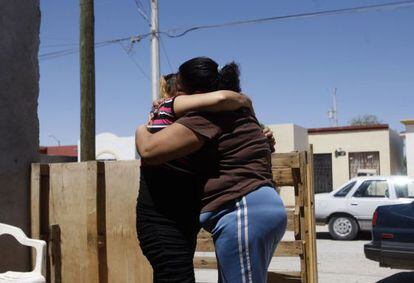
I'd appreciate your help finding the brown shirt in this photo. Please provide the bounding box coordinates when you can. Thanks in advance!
[176,110,275,213]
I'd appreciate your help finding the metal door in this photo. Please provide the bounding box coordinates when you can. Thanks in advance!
[314,153,333,193]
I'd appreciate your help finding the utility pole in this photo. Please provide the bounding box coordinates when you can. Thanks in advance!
[333,88,338,126]
[151,0,160,101]
[80,0,96,161]
[328,88,338,127]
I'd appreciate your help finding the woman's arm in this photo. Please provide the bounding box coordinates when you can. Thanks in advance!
[136,123,205,165]
[174,91,251,117]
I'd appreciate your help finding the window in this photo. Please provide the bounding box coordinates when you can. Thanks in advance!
[348,152,380,179]
[395,180,414,198]
[334,181,356,197]
[353,180,388,198]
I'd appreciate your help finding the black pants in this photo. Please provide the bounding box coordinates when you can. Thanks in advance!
[136,166,202,283]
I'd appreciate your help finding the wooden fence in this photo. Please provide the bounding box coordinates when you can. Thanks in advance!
[30,161,152,283]
[194,150,318,282]
[30,150,317,282]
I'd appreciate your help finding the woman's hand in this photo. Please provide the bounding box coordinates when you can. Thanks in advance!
[262,126,276,153]
[239,93,253,110]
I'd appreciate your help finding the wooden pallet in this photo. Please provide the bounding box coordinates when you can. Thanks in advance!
[194,149,318,283]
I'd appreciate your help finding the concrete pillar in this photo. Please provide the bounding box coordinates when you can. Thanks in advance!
[0,0,40,271]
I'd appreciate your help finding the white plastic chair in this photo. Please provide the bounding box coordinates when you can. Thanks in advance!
[0,223,46,283]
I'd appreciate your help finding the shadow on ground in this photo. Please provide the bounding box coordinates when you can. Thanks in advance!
[316,231,371,241]
[377,272,414,283]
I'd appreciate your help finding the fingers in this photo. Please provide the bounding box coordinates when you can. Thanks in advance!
[153,98,164,108]
[262,126,276,153]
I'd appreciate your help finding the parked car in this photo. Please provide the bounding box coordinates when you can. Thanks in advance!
[364,202,414,269]
[315,176,414,240]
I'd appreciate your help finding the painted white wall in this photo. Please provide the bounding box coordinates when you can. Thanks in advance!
[78,133,137,161]
[403,122,414,177]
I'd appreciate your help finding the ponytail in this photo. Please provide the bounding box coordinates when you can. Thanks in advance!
[178,57,241,93]
[218,62,241,92]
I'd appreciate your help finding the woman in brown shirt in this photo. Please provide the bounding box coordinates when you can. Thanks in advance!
[136,57,286,283]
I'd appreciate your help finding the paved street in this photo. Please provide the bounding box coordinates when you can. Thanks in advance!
[195,226,414,283]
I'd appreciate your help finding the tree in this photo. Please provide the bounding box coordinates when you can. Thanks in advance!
[349,114,383,126]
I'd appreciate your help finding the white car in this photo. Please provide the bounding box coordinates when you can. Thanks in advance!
[315,176,414,240]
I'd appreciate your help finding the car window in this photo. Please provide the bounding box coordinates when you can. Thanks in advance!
[353,180,388,198]
[334,181,356,197]
[394,180,414,198]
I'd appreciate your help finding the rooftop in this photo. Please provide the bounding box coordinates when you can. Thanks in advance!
[308,124,389,134]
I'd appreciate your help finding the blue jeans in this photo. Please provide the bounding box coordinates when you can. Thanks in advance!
[200,186,287,283]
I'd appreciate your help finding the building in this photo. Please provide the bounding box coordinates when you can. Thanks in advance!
[308,124,404,193]
[78,132,138,161]
[401,119,414,177]
[268,124,309,206]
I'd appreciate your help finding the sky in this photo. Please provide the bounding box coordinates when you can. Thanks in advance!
[39,0,414,146]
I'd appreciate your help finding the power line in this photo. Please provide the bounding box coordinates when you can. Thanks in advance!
[39,0,414,60]
[118,41,151,81]
[160,37,174,73]
[39,33,151,61]
[133,0,151,25]
[162,0,414,38]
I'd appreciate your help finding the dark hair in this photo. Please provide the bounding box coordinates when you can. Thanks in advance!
[178,57,241,93]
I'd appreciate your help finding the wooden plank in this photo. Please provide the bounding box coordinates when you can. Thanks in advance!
[273,167,294,186]
[286,209,299,232]
[196,235,303,257]
[196,236,215,252]
[305,147,318,283]
[39,164,51,282]
[267,271,302,283]
[198,212,298,239]
[50,224,62,283]
[30,163,41,268]
[194,259,302,283]
[104,160,153,283]
[48,162,99,283]
[193,257,217,269]
[299,151,308,283]
[96,162,107,283]
[272,153,300,168]
[274,241,304,257]
[86,162,100,283]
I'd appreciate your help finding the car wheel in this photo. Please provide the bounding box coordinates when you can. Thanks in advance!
[328,215,359,240]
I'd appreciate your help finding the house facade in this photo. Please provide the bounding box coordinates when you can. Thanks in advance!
[308,124,404,193]
[401,119,414,177]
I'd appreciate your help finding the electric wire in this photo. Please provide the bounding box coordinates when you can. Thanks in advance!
[133,0,151,25]
[162,0,414,38]
[39,33,151,61]
[39,0,414,60]
[118,41,151,81]
[160,37,174,73]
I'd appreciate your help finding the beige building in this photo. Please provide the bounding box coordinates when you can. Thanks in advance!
[308,124,404,193]
[267,124,309,206]
[401,119,414,177]
[268,124,309,153]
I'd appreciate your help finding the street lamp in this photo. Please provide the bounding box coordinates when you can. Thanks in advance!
[48,134,61,146]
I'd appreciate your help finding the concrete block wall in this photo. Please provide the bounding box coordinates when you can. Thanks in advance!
[0,0,40,271]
